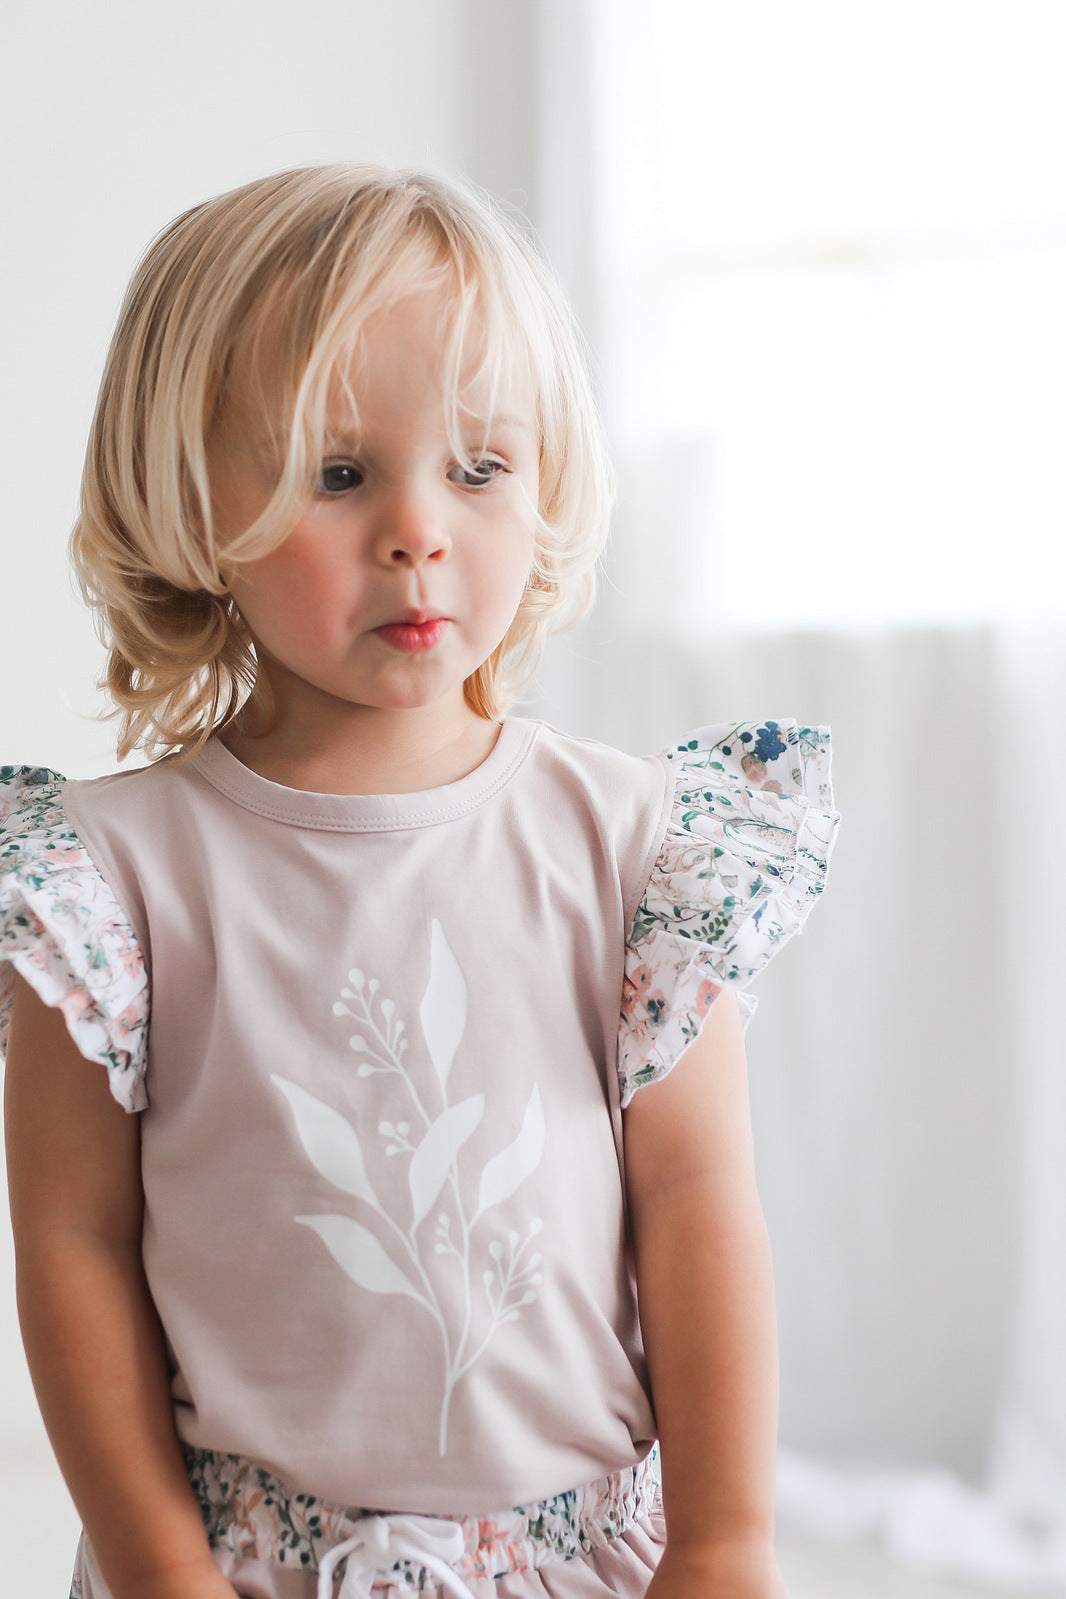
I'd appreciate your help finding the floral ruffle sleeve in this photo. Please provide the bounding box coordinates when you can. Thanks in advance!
[618,721,839,1106]
[0,765,148,1111]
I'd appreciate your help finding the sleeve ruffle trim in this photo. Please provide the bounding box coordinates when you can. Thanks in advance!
[1,765,149,1112]
[618,721,839,1106]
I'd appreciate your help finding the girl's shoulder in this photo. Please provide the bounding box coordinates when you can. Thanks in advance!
[618,720,839,1105]
[0,764,148,1110]
[520,717,675,889]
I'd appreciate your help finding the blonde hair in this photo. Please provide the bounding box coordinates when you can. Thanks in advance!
[72,165,614,759]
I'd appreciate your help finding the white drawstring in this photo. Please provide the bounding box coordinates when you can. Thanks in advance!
[316,1512,478,1599]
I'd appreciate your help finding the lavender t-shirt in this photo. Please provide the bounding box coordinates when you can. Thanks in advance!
[62,720,673,1513]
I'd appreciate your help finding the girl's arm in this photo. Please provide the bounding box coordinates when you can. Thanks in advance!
[4,973,236,1599]
[623,991,788,1599]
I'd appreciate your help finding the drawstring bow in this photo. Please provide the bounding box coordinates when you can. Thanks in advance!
[316,1513,478,1599]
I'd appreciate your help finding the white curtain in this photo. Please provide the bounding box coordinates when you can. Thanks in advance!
[534,1,1066,1587]
[536,618,1066,1588]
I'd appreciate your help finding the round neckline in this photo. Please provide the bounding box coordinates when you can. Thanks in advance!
[188,718,539,832]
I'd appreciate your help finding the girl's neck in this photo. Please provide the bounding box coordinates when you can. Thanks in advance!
[220,696,503,796]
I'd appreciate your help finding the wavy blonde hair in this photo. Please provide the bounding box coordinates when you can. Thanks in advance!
[72,165,614,759]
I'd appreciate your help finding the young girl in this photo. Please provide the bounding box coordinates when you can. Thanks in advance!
[1,166,837,1599]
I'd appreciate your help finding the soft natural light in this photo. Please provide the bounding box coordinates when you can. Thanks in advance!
[613,1,1066,629]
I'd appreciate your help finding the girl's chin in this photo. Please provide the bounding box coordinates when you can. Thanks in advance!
[343,680,474,717]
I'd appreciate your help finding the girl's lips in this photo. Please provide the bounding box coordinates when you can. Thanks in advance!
[374,617,449,653]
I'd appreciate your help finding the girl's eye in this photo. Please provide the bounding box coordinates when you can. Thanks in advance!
[317,462,362,494]
[448,459,505,487]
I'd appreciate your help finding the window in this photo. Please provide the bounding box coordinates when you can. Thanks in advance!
[600,1,1066,629]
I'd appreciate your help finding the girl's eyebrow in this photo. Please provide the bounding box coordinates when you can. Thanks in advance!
[459,413,534,434]
[317,415,534,448]
[485,414,533,431]
[228,428,288,467]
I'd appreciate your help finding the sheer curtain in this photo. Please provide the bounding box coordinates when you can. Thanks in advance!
[533,1,1066,1587]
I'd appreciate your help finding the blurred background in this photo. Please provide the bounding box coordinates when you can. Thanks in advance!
[3,2,1066,1594]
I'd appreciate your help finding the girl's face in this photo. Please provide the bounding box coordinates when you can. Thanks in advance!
[209,290,540,738]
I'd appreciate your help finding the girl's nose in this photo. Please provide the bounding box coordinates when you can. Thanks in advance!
[374,480,450,567]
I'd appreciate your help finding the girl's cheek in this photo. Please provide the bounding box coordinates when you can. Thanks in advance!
[267,535,345,595]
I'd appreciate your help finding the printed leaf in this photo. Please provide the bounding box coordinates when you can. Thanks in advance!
[296,1214,422,1302]
[474,1084,545,1219]
[272,1076,378,1207]
[409,1094,485,1229]
[419,920,467,1089]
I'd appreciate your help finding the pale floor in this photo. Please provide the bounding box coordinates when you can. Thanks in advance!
[775,1523,1058,1599]
[1,1447,1049,1599]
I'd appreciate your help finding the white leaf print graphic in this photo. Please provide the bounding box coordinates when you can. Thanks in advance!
[419,920,466,1089]
[474,1084,545,1220]
[272,1076,378,1207]
[282,930,549,1459]
[296,1214,423,1303]
[409,1094,485,1229]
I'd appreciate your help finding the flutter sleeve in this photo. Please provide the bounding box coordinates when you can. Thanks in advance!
[0,765,149,1111]
[618,721,839,1106]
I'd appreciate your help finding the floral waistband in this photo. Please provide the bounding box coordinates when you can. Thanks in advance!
[183,1445,662,1584]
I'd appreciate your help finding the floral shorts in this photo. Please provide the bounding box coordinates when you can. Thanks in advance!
[70,1447,665,1599]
